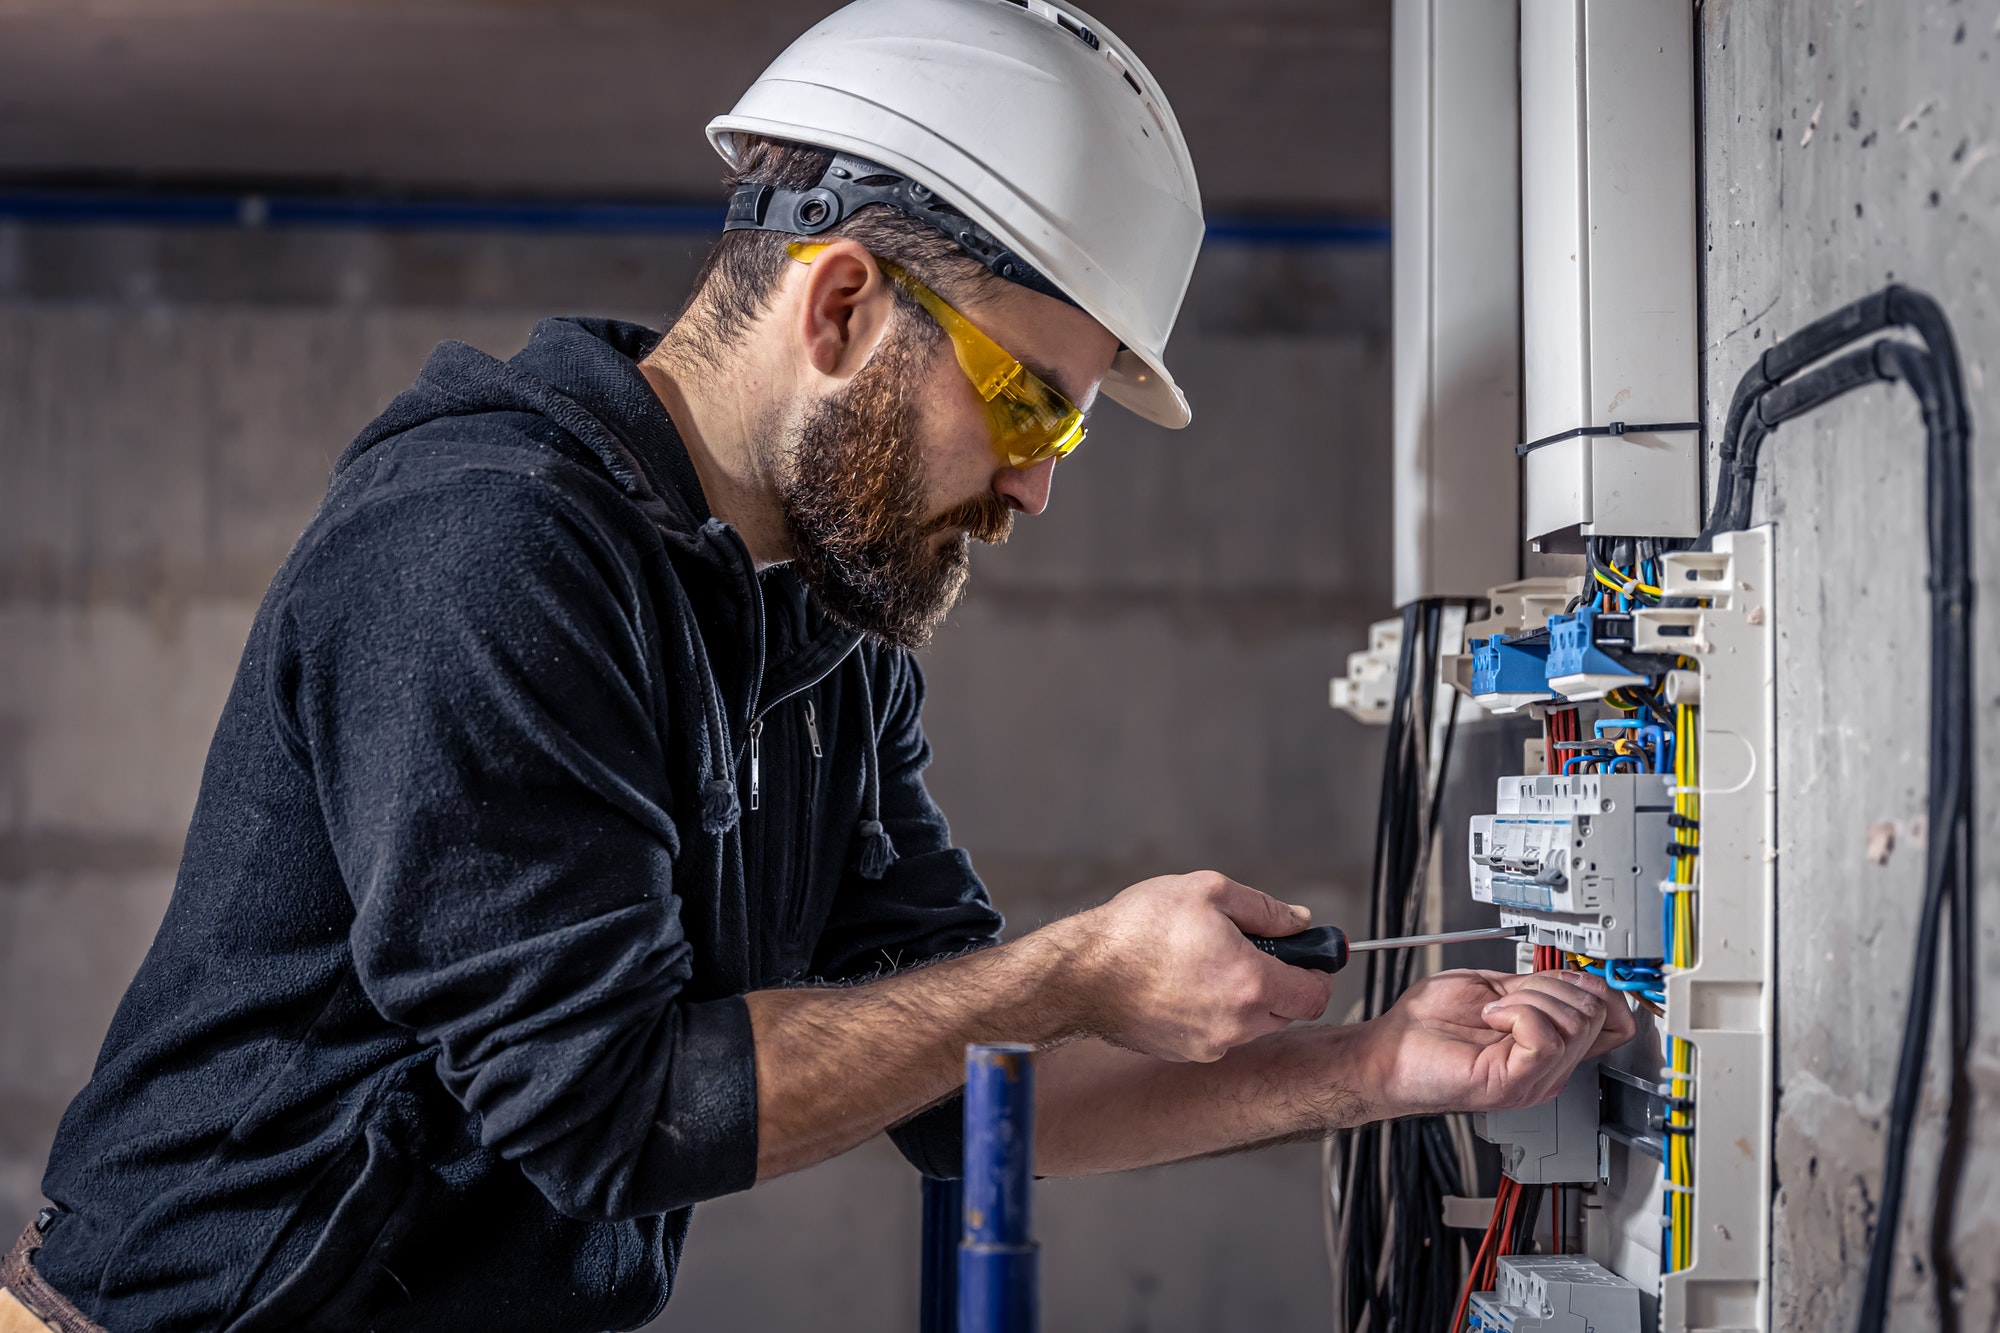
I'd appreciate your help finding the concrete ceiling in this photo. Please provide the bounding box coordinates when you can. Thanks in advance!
[0,0,1388,216]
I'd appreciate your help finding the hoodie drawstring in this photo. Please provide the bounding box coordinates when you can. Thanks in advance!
[853,653,898,880]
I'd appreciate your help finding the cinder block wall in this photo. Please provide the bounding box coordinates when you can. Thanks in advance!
[0,221,1390,1330]
[1700,2,1999,1327]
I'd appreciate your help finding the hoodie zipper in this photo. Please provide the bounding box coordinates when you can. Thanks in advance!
[784,694,826,939]
[741,654,854,809]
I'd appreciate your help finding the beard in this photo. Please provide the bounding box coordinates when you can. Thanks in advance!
[778,315,1015,650]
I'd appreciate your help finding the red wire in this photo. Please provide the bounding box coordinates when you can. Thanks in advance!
[1453,1178,1517,1332]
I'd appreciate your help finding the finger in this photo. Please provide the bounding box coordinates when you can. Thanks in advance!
[1207,875,1313,937]
[1481,1001,1575,1099]
[1257,957,1336,1023]
[1552,968,1638,1039]
[1497,973,1605,1034]
[1536,969,1637,1054]
[1483,984,1601,1051]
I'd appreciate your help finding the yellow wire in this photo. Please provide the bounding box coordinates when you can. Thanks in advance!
[1664,702,1699,1272]
[1593,564,1665,599]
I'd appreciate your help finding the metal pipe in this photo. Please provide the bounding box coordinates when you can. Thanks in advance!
[920,1176,961,1333]
[959,1043,1037,1333]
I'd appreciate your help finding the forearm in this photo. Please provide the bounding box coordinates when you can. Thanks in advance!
[1034,1025,1388,1176]
[747,923,1091,1181]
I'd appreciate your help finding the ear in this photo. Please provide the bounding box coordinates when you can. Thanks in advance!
[793,239,896,384]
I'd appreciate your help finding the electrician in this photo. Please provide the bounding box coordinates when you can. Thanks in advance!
[5,3,1632,1330]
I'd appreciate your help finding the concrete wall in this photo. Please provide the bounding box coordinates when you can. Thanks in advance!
[1699,2,2000,1327]
[0,0,1389,218]
[0,220,1390,1330]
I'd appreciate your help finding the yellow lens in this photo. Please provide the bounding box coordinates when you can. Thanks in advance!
[988,371,1086,468]
[787,241,1086,469]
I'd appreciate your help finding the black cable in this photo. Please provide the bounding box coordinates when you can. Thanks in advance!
[1338,597,1473,1333]
[1708,286,1974,1333]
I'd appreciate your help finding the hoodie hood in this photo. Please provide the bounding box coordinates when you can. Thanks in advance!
[338,316,709,540]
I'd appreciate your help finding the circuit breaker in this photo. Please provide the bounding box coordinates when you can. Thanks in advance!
[1469,1255,1643,1333]
[1474,1059,1603,1185]
[1469,773,1673,958]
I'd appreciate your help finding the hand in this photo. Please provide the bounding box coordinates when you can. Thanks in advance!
[1061,871,1336,1063]
[1357,968,1636,1117]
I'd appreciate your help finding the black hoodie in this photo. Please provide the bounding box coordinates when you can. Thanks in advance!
[33,317,1003,1332]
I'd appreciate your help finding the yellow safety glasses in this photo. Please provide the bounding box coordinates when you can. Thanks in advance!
[787,241,1087,468]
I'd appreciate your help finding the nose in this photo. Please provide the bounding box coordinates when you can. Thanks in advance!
[992,456,1056,517]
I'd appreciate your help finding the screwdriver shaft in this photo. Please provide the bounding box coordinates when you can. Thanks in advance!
[1345,925,1527,953]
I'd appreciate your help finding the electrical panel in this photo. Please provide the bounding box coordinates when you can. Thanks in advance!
[1373,0,1779,1326]
[1454,533,1776,1330]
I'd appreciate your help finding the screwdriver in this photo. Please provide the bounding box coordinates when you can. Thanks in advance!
[1244,924,1527,974]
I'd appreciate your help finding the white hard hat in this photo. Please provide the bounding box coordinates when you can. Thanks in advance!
[707,0,1203,429]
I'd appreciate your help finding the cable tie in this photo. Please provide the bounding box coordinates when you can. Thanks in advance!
[1515,420,1703,458]
[1660,1180,1695,1195]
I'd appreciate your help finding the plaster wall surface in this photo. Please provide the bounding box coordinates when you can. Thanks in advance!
[0,222,1389,1330]
[1700,2,2000,1326]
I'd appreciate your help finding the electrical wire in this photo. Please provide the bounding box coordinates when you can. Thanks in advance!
[1662,700,1699,1275]
[1708,286,1974,1332]
[1328,598,1473,1333]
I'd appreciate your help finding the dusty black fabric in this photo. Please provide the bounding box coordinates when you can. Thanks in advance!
[33,317,1003,1333]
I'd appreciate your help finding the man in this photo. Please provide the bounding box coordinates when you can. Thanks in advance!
[4,2,1631,1330]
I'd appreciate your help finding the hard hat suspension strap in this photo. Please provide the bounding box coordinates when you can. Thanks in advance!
[724,151,1078,310]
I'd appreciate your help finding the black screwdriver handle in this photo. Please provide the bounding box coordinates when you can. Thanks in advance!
[1245,925,1349,974]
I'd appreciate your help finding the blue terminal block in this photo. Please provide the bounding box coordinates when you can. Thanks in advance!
[1469,634,1556,711]
[1544,610,1649,698]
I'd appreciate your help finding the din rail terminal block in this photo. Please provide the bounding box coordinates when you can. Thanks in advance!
[1468,1255,1643,1332]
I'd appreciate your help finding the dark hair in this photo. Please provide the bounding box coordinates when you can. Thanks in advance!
[668,136,993,369]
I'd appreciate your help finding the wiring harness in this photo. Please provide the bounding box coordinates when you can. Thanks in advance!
[1662,701,1699,1275]
[1325,598,1476,1333]
[1708,285,1974,1331]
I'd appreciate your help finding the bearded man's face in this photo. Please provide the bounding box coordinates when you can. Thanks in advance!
[778,306,1014,650]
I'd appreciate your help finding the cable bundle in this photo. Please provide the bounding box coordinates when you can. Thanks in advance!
[1325,598,1472,1333]
[1449,1175,1545,1332]
[1708,286,1974,1332]
[1661,702,1700,1274]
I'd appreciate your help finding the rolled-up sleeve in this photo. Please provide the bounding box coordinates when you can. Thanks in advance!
[278,470,756,1219]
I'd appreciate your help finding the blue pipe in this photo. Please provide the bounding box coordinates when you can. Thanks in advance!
[959,1043,1037,1333]
[920,1176,962,1333]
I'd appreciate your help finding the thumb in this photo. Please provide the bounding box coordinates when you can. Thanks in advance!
[1208,877,1313,937]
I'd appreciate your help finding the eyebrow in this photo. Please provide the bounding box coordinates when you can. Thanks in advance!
[1014,350,1091,415]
